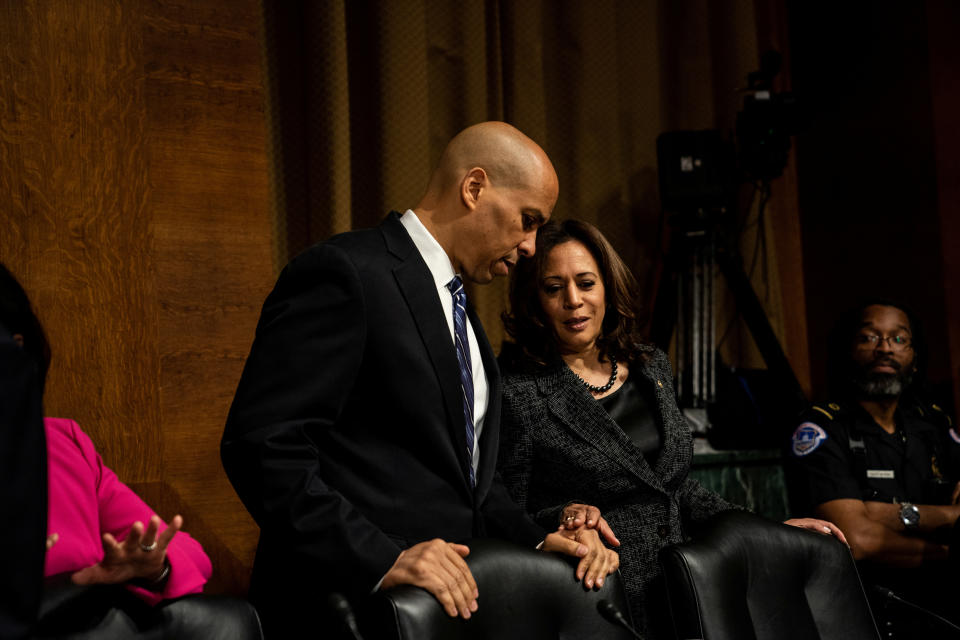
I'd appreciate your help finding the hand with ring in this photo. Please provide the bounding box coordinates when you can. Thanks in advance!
[46,532,59,550]
[558,503,620,547]
[71,514,183,588]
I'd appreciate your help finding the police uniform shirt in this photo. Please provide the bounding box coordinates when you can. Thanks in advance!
[789,400,960,508]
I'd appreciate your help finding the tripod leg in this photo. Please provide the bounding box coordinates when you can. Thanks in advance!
[715,243,807,415]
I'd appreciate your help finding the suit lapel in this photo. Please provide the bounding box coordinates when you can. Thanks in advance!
[382,215,473,495]
[634,355,690,484]
[537,366,668,493]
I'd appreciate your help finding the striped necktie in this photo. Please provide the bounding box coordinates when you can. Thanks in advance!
[447,276,476,487]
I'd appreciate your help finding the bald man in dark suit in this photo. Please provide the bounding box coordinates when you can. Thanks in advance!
[222,122,619,637]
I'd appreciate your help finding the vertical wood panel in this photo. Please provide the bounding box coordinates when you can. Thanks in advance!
[142,0,272,592]
[1,0,271,594]
[0,1,160,482]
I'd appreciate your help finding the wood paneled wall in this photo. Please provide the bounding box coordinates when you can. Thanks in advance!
[0,0,272,594]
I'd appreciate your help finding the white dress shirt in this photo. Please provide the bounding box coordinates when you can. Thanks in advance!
[399,210,487,479]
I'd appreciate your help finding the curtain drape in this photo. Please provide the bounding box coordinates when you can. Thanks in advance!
[261,0,808,386]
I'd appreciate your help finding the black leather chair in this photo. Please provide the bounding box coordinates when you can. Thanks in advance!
[658,511,880,640]
[32,584,263,639]
[364,538,636,640]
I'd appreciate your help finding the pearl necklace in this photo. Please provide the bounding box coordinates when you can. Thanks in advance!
[571,356,618,394]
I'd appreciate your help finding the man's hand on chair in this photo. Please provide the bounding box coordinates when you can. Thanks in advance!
[381,539,478,619]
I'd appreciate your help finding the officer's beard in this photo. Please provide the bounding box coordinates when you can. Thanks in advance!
[852,356,915,399]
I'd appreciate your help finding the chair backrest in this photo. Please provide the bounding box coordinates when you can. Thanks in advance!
[658,511,880,640]
[34,584,263,640]
[365,538,636,640]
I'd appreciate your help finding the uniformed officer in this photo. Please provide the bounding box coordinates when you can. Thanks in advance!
[788,301,960,635]
[790,399,959,535]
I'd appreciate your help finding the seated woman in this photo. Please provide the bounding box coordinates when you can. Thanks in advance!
[0,263,211,606]
[497,220,844,639]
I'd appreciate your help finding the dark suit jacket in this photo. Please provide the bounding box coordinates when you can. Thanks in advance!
[0,332,46,638]
[222,212,543,634]
[498,347,736,639]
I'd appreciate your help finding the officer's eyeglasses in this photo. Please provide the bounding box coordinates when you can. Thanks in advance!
[855,333,912,351]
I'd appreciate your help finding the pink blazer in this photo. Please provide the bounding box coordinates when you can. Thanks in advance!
[43,417,212,605]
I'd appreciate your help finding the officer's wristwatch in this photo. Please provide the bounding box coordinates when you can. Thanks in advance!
[899,502,920,530]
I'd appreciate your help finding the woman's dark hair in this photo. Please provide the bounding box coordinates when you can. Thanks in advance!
[0,262,51,391]
[825,297,926,399]
[502,219,649,367]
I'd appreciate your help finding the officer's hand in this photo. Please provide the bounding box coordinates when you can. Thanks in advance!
[382,539,478,619]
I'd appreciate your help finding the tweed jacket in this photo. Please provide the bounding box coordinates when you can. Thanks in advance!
[498,346,737,638]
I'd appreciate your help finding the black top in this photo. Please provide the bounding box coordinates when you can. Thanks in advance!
[498,348,737,640]
[599,375,662,459]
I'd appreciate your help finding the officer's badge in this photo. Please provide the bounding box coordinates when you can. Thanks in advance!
[931,454,943,479]
[792,422,827,457]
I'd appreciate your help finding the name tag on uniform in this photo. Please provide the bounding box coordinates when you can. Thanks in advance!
[866,469,895,479]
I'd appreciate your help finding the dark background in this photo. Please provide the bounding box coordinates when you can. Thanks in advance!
[788,1,958,407]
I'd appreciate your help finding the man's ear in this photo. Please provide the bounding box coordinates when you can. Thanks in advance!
[461,167,487,210]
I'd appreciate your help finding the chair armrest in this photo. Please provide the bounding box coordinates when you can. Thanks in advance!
[364,538,635,640]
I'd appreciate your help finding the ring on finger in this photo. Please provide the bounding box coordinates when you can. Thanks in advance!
[140,540,158,552]
[564,514,576,523]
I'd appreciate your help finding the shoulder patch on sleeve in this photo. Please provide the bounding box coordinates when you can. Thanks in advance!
[792,422,828,457]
